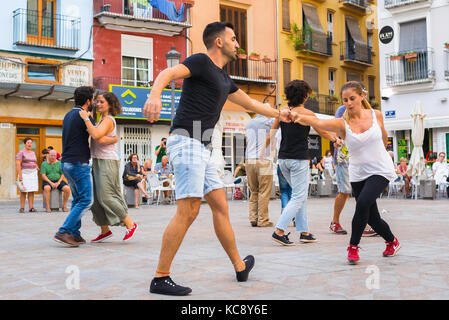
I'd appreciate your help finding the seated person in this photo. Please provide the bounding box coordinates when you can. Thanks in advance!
[47,146,61,161]
[432,152,449,185]
[154,155,174,202]
[316,157,324,177]
[233,161,246,184]
[396,157,411,198]
[41,150,71,212]
[122,153,151,208]
[141,158,156,193]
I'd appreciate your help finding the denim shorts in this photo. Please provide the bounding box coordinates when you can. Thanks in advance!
[336,164,351,194]
[166,134,224,200]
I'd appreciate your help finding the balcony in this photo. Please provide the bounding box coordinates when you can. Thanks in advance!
[93,77,151,91]
[385,0,429,9]
[224,58,277,84]
[385,49,435,86]
[13,9,80,51]
[93,0,192,36]
[301,31,332,57]
[340,41,372,66]
[339,0,368,13]
[304,94,340,116]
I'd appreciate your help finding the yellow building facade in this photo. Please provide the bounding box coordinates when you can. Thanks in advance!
[278,0,381,155]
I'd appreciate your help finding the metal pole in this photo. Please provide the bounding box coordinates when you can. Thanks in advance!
[170,80,175,126]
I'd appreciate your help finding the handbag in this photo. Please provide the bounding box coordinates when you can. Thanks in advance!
[16,179,26,192]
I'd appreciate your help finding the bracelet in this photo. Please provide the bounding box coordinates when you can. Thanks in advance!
[84,118,90,122]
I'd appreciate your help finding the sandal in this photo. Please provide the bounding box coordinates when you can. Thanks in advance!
[29,208,37,212]
[19,208,25,213]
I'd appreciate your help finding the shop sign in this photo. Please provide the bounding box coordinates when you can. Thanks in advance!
[397,139,408,160]
[385,110,396,119]
[110,84,181,121]
[63,65,90,87]
[0,58,22,83]
[379,26,394,44]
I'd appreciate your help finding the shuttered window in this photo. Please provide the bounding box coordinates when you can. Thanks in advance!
[346,72,361,82]
[220,6,247,77]
[283,60,291,88]
[282,0,291,31]
[368,76,375,100]
[303,65,319,92]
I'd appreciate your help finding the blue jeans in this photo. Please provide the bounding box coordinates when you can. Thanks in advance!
[59,162,93,237]
[277,165,292,210]
[276,159,309,233]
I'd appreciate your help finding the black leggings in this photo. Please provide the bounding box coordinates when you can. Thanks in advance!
[350,175,395,246]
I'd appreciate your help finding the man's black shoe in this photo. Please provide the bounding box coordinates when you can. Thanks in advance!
[250,221,257,227]
[149,276,192,296]
[272,231,295,246]
[236,255,255,282]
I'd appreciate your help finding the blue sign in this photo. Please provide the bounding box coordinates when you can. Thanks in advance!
[385,110,396,119]
[110,84,181,121]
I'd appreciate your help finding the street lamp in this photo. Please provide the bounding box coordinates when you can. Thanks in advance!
[165,47,181,125]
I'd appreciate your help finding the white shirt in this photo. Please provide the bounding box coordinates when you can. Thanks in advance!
[245,115,274,159]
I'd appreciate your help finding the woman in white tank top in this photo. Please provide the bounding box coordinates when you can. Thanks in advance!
[290,81,401,265]
[79,92,138,243]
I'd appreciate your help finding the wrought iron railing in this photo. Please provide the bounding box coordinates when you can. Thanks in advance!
[385,0,428,9]
[302,31,332,56]
[13,8,80,50]
[225,58,277,83]
[304,94,340,116]
[385,48,435,86]
[444,49,449,81]
[340,41,372,65]
[93,0,189,24]
[339,0,368,9]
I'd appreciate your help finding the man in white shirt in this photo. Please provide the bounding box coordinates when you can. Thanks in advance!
[245,114,274,227]
[432,152,449,184]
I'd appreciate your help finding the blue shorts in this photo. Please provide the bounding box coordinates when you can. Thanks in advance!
[166,134,224,200]
[336,165,351,194]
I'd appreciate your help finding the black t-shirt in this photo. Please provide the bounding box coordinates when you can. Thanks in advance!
[61,107,94,164]
[170,53,239,145]
[278,121,311,160]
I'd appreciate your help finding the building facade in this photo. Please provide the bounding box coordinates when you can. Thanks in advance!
[279,0,381,157]
[378,0,449,164]
[92,0,193,173]
[0,0,93,199]
[189,0,278,173]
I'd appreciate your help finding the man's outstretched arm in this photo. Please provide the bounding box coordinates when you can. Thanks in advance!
[143,64,192,123]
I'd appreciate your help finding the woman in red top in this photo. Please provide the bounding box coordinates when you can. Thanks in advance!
[396,157,411,198]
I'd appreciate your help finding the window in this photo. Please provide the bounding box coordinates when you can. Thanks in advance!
[282,0,291,31]
[327,11,334,41]
[283,60,292,88]
[220,6,247,77]
[27,0,56,46]
[368,76,375,100]
[346,72,361,82]
[329,69,335,96]
[25,59,60,84]
[121,35,153,86]
[122,56,150,87]
[367,31,373,48]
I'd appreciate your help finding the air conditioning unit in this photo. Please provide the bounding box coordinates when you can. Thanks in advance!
[366,19,375,30]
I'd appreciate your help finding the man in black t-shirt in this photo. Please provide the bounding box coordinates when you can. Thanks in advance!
[143,21,291,296]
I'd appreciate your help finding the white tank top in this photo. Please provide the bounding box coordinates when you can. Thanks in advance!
[90,115,119,160]
[344,109,396,183]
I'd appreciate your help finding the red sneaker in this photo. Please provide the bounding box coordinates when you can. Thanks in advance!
[383,238,401,257]
[91,231,113,243]
[330,222,347,234]
[362,227,378,237]
[347,245,360,264]
[123,223,138,241]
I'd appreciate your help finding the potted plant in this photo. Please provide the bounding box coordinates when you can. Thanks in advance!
[237,48,247,60]
[328,94,339,103]
[249,52,261,61]
[404,51,417,59]
[262,56,273,63]
[389,53,403,61]
[288,23,310,54]
[369,100,379,108]
[444,42,449,49]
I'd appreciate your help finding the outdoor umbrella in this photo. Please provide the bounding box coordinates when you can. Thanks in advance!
[407,101,426,198]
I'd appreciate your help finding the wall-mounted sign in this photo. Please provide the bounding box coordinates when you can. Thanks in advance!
[63,65,90,87]
[0,58,22,83]
[379,26,394,44]
[385,110,396,119]
[110,84,181,121]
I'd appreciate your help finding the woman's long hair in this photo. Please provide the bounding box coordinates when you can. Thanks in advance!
[340,81,372,122]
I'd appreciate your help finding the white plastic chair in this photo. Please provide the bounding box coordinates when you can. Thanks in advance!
[147,173,174,205]
[222,170,236,200]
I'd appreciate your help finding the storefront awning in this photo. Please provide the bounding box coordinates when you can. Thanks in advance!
[221,110,252,134]
[385,116,449,131]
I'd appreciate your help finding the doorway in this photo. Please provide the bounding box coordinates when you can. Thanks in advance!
[16,127,43,194]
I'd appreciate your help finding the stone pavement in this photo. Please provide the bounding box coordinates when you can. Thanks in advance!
[0,196,449,300]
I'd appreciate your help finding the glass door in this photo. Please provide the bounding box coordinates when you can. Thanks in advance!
[16,128,42,194]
